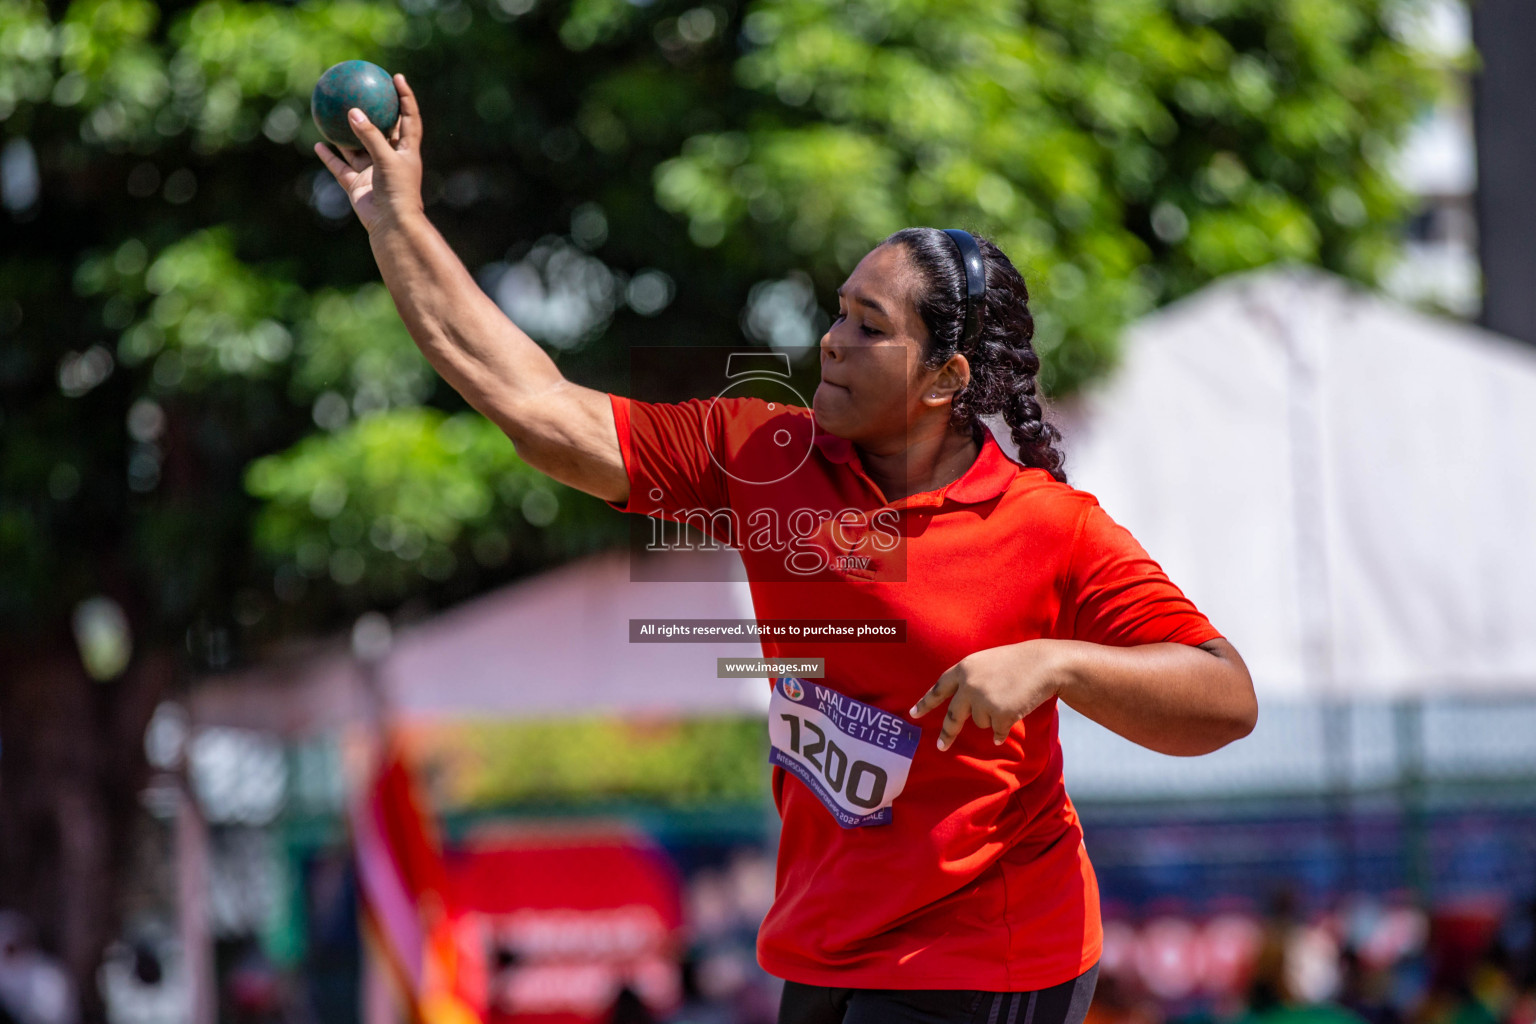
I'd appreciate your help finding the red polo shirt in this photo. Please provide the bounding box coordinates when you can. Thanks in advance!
[606,394,1222,991]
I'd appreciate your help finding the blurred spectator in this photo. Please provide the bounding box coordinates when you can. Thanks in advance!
[1333,951,1406,1024]
[1250,892,1301,1012]
[1413,905,1508,1024]
[1232,892,1364,1024]
[224,941,287,1024]
[611,984,656,1024]
[673,850,779,1024]
[1338,948,1403,1024]
[1505,899,1536,1024]
[0,913,78,1024]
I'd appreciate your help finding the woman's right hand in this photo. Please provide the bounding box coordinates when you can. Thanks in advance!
[310,71,629,506]
[313,72,424,234]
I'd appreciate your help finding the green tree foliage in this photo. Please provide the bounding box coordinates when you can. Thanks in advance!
[246,407,612,596]
[0,0,746,646]
[656,0,1442,391]
[418,717,771,807]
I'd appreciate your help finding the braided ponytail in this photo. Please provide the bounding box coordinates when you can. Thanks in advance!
[883,228,1068,483]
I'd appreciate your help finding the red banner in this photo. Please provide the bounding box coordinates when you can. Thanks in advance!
[442,826,685,1024]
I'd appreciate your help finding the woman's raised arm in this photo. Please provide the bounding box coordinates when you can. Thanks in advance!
[313,74,628,504]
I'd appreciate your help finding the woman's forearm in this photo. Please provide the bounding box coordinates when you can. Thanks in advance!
[1055,638,1257,756]
[368,212,564,434]
[911,636,1257,754]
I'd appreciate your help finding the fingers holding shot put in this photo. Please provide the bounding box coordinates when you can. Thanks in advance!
[311,63,423,233]
[393,73,423,152]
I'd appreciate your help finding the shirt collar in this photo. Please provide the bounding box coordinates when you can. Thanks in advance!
[812,424,1020,508]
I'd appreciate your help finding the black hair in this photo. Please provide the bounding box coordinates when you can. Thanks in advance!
[882,227,1069,484]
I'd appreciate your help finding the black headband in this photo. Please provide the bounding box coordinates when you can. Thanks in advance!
[942,228,985,345]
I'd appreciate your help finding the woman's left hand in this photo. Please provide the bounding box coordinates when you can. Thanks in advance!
[909,640,1075,751]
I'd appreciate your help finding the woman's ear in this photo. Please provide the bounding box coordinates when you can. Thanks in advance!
[923,353,971,405]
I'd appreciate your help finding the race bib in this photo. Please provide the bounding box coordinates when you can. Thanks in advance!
[768,677,921,828]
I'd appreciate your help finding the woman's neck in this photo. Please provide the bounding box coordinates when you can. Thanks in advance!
[857,426,981,504]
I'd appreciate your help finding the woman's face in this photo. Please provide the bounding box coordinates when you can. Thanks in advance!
[813,243,966,449]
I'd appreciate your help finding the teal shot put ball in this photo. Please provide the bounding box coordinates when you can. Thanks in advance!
[311,60,399,148]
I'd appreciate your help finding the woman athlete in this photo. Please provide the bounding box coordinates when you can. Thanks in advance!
[317,77,1259,1024]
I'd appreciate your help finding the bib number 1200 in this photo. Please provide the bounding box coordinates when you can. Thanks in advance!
[778,712,888,809]
[767,677,920,828]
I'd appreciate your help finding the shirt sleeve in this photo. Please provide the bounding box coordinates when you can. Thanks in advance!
[605,393,731,519]
[1056,499,1223,648]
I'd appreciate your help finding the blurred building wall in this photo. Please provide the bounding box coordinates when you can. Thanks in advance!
[1472,0,1536,346]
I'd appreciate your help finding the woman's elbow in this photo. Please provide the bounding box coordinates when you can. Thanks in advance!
[1223,690,1259,746]
[1199,639,1258,750]
[1167,674,1257,756]
[1168,706,1255,757]
[1205,673,1258,752]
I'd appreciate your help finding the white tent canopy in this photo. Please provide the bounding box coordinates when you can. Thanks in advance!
[381,548,764,718]
[194,549,765,733]
[1043,268,1536,798]
[1051,266,1536,702]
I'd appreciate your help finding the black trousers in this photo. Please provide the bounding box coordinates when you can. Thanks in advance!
[777,963,1100,1024]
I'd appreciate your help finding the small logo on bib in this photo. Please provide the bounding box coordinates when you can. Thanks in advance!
[768,677,921,828]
